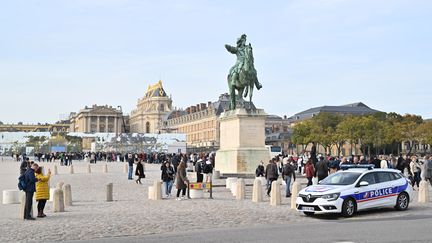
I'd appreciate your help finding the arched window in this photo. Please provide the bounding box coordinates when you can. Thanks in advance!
[159,104,165,112]
[146,122,150,133]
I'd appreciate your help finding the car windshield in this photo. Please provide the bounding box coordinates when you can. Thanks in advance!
[319,172,362,185]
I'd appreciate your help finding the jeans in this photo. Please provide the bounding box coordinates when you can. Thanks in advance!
[165,180,173,195]
[284,176,292,196]
[128,165,133,179]
[24,191,34,219]
[267,178,277,196]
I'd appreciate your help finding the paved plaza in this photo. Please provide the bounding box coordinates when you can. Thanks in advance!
[1,158,432,242]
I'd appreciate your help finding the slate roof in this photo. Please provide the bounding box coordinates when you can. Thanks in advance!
[289,102,381,122]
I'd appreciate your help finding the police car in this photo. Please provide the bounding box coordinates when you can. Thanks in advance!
[296,165,413,217]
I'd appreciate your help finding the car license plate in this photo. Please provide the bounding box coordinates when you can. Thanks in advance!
[302,206,315,212]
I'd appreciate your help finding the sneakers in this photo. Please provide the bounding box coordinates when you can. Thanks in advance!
[176,197,182,201]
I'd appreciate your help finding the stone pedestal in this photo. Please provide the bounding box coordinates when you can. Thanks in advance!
[123,163,128,173]
[49,188,55,202]
[216,108,270,176]
[87,164,91,174]
[418,180,429,203]
[252,178,263,203]
[63,184,72,206]
[103,164,108,173]
[290,181,301,209]
[270,180,281,206]
[230,181,237,196]
[236,178,246,200]
[69,165,74,174]
[3,190,20,204]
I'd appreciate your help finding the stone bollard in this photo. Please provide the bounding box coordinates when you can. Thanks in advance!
[190,189,204,199]
[69,165,74,174]
[63,184,72,206]
[3,190,20,204]
[56,182,64,190]
[213,171,221,180]
[103,164,108,173]
[87,164,91,173]
[252,178,263,203]
[53,165,58,175]
[236,178,246,200]
[106,183,113,202]
[53,189,65,212]
[290,181,301,209]
[148,180,162,200]
[270,180,281,206]
[230,181,237,196]
[226,178,237,189]
[19,193,34,219]
[418,180,430,203]
[123,163,128,173]
[49,188,56,202]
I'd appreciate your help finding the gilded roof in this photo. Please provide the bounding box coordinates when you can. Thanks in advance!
[145,80,167,98]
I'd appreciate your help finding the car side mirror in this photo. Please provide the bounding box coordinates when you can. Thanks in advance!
[359,181,369,187]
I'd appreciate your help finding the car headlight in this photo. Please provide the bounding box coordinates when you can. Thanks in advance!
[321,193,340,201]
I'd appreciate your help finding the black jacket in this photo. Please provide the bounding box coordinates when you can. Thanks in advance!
[265,163,279,180]
[314,160,328,179]
[161,165,175,182]
[135,162,144,178]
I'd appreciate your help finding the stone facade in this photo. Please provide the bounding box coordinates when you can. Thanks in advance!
[69,105,126,134]
[130,81,172,133]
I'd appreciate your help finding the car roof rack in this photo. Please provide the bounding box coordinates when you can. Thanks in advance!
[340,164,375,171]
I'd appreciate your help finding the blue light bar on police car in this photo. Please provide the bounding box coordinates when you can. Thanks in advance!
[340,164,375,170]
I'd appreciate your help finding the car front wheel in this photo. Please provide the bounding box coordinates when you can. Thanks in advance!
[341,198,356,217]
[395,192,409,211]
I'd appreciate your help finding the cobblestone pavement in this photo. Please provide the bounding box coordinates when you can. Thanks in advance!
[1,159,431,242]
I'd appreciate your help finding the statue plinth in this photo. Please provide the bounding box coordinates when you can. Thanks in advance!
[216,108,270,176]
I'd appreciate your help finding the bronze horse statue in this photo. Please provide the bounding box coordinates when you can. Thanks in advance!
[225,34,262,110]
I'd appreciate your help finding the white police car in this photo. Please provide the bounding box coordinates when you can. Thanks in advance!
[296,165,413,217]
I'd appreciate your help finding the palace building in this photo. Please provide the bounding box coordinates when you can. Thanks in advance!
[69,105,128,134]
[129,80,173,133]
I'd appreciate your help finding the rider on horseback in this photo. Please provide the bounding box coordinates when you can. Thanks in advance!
[225,34,262,91]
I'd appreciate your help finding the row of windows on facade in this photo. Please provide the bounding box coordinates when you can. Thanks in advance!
[177,121,216,133]
[167,110,214,125]
[187,130,216,143]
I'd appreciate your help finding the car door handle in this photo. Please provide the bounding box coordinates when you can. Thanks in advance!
[354,191,359,194]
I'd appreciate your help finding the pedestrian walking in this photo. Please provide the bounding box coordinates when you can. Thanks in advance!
[176,161,189,200]
[314,156,328,182]
[161,162,175,197]
[305,159,314,186]
[265,159,279,197]
[282,161,296,197]
[135,160,145,184]
[127,154,134,180]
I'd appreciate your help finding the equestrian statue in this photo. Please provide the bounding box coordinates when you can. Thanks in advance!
[225,34,262,110]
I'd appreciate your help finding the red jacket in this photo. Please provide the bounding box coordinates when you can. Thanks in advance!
[305,164,314,178]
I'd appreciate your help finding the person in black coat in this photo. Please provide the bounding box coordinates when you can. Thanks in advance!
[24,163,39,220]
[135,161,145,184]
[255,161,265,177]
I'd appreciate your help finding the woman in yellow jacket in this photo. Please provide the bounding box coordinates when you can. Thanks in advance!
[35,167,51,218]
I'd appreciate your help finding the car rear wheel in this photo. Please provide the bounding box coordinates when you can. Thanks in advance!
[303,212,315,216]
[395,192,409,211]
[341,198,356,217]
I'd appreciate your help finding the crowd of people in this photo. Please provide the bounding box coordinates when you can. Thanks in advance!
[258,153,432,198]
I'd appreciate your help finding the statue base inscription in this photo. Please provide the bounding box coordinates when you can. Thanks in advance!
[216,108,270,175]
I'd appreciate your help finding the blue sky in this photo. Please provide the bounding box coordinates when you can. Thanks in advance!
[0,0,431,123]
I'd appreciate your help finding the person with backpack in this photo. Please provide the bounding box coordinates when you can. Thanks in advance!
[35,167,51,218]
[255,161,265,177]
[265,159,279,197]
[203,159,213,184]
[23,163,39,220]
[282,161,296,197]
